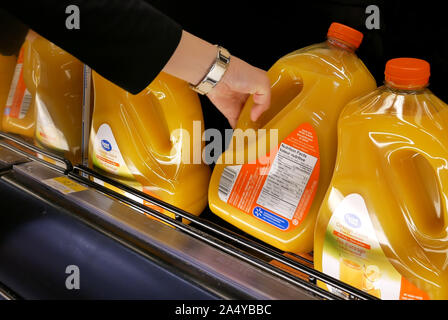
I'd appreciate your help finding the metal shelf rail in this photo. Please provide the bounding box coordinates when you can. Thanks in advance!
[0,132,72,174]
[0,132,377,300]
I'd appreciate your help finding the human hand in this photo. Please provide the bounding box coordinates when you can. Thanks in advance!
[206,56,271,128]
[163,31,271,127]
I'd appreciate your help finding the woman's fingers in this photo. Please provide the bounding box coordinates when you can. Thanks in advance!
[250,76,271,122]
[207,56,271,127]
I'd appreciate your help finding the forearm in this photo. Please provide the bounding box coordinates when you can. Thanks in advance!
[1,0,182,94]
[163,30,217,86]
[164,30,271,128]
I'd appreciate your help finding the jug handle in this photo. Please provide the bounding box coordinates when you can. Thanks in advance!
[234,62,304,130]
[395,146,448,241]
[127,72,204,162]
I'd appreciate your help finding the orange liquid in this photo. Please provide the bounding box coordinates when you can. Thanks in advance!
[0,54,17,131]
[27,34,84,163]
[315,85,448,299]
[90,71,210,218]
[340,258,363,289]
[1,39,35,138]
[209,40,376,253]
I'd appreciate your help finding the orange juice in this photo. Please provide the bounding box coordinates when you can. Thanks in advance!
[27,33,84,163]
[0,54,17,131]
[2,32,84,162]
[90,71,211,218]
[315,58,448,300]
[208,23,376,253]
[2,38,35,138]
[363,265,381,298]
[339,258,363,289]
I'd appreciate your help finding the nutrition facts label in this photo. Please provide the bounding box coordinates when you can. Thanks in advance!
[256,143,317,220]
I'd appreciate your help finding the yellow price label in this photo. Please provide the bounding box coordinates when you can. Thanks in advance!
[43,176,87,194]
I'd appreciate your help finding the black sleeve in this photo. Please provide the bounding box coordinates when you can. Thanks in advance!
[1,0,182,94]
[0,9,29,56]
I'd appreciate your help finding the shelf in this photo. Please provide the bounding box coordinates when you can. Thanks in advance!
[0,132,377,300]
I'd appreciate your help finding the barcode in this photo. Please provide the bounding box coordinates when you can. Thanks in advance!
[218,166,240,202]
[6,63,23,107]
[19,90,32,119]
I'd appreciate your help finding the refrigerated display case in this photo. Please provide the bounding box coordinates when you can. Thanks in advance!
[0,132,375,300]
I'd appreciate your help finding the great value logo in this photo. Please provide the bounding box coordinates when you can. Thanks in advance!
[101,139,112,151]
[344,213,361,229]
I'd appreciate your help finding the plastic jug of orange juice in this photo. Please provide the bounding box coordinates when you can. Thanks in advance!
[0,54,17,131]
[208,23,376,253]
[314,58,448,300]
[2,32,84,163]
[89,71,211,218]
[2,37,35,138]
[26,33,84,163]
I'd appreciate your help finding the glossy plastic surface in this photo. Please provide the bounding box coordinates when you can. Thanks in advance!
[27,34,84,163]
[90,71,211,218]
[0,54,17,131]
[1,40,35,138]
[209,38,376,253]
[314,84,448,299]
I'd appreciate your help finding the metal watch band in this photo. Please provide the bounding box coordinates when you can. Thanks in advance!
[190,46,231,95]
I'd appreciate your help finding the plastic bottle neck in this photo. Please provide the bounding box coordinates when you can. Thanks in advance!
[326,38,357,52]
[385,81,428,93]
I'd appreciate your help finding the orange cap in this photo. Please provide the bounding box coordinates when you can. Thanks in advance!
[327,22,364,49]
[385,58,430,88]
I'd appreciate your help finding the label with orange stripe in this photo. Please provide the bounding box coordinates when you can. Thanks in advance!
[91,123,134,179]
[218,123,320,232]
[4,46,32,120]
[322,193,429,300]
[91,123,173,224]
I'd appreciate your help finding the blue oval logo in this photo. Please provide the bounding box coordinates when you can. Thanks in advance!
[101,139,112,151]
[253,206,289,230]
[344,213,361,228]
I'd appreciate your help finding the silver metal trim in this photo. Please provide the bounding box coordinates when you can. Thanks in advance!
[10,161,319,300]
[0,132,72,173]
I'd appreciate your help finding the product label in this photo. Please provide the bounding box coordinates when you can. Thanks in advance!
[91,124,167,217]
[43,176,87,195]
[218,123,320,231]
[35,102,70,152]
[4,47,32,120]
[322,193,429,300]
[91,123,134,179]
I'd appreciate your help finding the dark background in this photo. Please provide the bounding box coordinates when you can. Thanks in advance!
[149,0,448,134]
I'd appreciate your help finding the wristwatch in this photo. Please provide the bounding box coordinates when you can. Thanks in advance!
[190,46,231,95]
